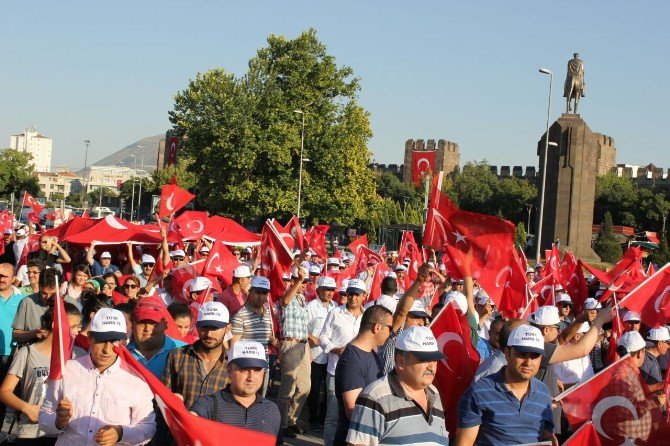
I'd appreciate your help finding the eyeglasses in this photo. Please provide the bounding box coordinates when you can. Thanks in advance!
[233,252,241,256]
[172,257,185,261]
[142,263,155,267]
[124,284,138,289]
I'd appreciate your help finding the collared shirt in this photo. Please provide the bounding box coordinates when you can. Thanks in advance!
[218,286,248,317]
[89,259,120,277]
[474,349,506,381]
[128,335,186,378]
[231,303,273,352]
[306,298,337,364]
[190,386,281,439]
[318,304,363,375]
[38,355,156,446]
[551,354,594,387]
[458,368,554,446]
[346,371,448,446]
[0,287,25,355]
[281,293,308,341]
[641,351,663,385]
[13,292,78,334]
[162,340,229,409]
[377,326,403,376]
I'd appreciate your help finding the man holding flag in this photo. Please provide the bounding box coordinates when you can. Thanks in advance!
[38,308,156,445]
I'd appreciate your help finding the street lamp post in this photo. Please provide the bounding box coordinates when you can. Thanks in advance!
[130,155,136,221]
[294,110,306,220]
[536,68,553,262]
[137,147,144,221]
[526,204,534,236]
[82,139,91,205]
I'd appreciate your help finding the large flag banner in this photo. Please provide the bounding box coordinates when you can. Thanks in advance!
[115,347,275,446]
[23,192,43,214]
[167,136,179,166]
[411,150,436,186]
[203,240,240,287]
[48,278,72,380]
[563,421,602,446]
[260,220,294,298]
[556,355,662,445]
[159,180,195,218]
[617,263,670,328]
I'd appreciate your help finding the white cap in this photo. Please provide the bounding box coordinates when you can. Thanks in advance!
[526,266,535,274]
[577,322,591,333]
[89,308,127,341]
[555,284,565,292]
[647,326,670,342]
[100,251,112,259]
[317,276,337,290]
[170,249,186,258]
[339,279,350,293]
[618,330,646,352]
[309,265,322,275]
[475,289,491,306]
[394,265,407,272]
[141,254,156,264]
[233,265,251,278]
[529,306,561,326]
[15,228,26,237]
[403,258,410,266]
[427,261,435,268]
[282,272,291,281]
[244,247,252,253]
[292,249,301,258]
[451,278,464,285]
[556,293,573,305]
[250,276,271,291]
[395,326,445,361]
[228,340,268,368]
[291,266,309,279]
[447,291,468,315]
[3,228,12,235]
[190,276,212,292]
[623,311,641,322]
[507,325,545,355]
[346,279,367,295]
[584,298,602,310]
[200,245,210,253]
[385,271,397,279]
[197,301,230,328]
[408,300,430,319]
[327,257,339,266]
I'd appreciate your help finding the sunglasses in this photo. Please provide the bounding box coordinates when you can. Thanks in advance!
[142,263,155,267]
[124,284,138,289]
[233,252,241,256]
[171,257,185,261]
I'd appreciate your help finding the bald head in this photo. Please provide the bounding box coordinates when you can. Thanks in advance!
[0,263,16,293]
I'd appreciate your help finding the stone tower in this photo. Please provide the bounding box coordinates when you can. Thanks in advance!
[402,138,460,183]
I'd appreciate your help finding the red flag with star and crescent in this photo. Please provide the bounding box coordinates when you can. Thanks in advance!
[563,421,602,446]
[260,219,294,299]
[617,263,670,328]
[175,211,208,240]
[348,235,369,274]
[285,216,305,252]
[203,240,240,287]
[430,304,480,437]
[411,150,436,186]
[23,192,43,214]
[398,230,421,282]
[158,179,195,218]
[564,260,589,312]
[305,224,329,259]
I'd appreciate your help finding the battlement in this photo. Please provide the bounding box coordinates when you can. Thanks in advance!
[489,165,538,180]
[402,138,460,183]
[614,164,670,180]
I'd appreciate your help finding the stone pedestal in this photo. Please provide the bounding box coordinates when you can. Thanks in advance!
[536,114,600,262]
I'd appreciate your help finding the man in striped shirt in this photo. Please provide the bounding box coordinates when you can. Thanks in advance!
[346,325,448,446]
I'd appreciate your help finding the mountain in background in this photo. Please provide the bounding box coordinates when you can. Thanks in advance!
[88,134,163,171]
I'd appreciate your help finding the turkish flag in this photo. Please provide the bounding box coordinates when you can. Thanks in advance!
[496,248,529,319]
[114,347,276,446]
[563,421,602,446]
[582,247,644,299]
[411,150,436,186]
[48,279,73,380]
[564,260,589,312]
[530,274,556,306]
[648,263,656,277]
[260,220,294,298]
[167,136,179,166]
[348,235,369,274]
[175,211,208,240]
[367,261,391,302]
[159,181,195,218]
[203,240,239,287]
[423,175,459,250]
[305,224,329,259]
[605,310,623,366]
[561,250,578,283]
[398,230,421,281]
[170,260,205,303]
[430,304,479,436]
[285,216,305,252]
[111,290,129,306]
[544,244,562,283]
[23,192,43,214]
[617,263,670,328]
[519,287,541,320]
[27,212,41,224]
[557,355,661,445]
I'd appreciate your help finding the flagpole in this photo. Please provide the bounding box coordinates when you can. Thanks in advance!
[554,354,630,402]
[20,190,27,223]
[615,262,670,308]
[55,276,66,394]
[612,294,623,335]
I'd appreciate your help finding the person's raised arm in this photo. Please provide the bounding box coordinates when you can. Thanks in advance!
[550,307,612,364]
[392,263,431,332]
[159,227,170,267]
[52,238,71,264]
[282,267,307,307]
[558,311,590,344]
[126,242,138,269]
[86,241,97,266]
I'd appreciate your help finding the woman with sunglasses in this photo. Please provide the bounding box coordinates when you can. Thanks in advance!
[122,276,142,300]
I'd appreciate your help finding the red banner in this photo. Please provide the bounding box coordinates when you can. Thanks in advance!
[411,151,436,186]
[167,136,179,166]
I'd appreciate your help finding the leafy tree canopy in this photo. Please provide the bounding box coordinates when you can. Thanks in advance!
[0,148,40,199]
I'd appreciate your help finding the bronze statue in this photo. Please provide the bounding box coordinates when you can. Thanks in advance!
[563,53,585,114]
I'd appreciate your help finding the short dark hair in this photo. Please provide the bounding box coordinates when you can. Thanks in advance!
[168,302,192,320]
[81,295,112,328]
[39,268,60,289]
[26,259,45,271]
[380,276,398,295]
[40,302,80,331]
[499,318,525,350]
[115,300,137,316]
[360,305,392,333]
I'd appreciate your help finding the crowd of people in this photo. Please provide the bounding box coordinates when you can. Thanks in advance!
[0,217,667,446]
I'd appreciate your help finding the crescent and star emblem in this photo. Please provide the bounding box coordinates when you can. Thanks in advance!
[187,219,204,234]
[105,214,128,230]
[653,286,670,313]
[416,157,431,173]
[592,396,639,441]
[495,266,513,288]
[436,332,463,372]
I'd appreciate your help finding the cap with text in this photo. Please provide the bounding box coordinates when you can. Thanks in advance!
[317,276,337,290]
[528,306,561,327]
[395,326,445,361]
[346,279,367,295]
[508,325,545,355]
[250,276,271,292]
[90,308,127,341]
[228,340,268,369]
[196,301,230,328]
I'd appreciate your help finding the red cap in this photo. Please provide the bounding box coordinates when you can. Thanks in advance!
[134,296,165,324]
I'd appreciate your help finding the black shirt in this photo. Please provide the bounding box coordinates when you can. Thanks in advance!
[333,343,381,446]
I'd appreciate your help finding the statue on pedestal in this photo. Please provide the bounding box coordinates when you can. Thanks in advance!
[563,53,586,114]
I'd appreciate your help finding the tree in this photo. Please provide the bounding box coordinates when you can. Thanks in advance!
[515,222,527,249]
[648,231,670,267]
[450,161,499,215]
[151,159,197,192]
[496,177,537,223]
[169,29,377,225]
[0,148,40,200]
[594,173,638,227]
[594,211,622,263]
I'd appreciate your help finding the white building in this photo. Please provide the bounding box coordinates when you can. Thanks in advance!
[36,170,82,201]
[80,165,137,193]
[9,127,53,172]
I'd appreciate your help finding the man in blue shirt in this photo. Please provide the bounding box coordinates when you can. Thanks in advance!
[455,325,556,446]
[0,262,25,423]
[128,296,185,377]
[86,241,121,277]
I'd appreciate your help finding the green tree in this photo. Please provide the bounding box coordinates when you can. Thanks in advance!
[450,161,499,215]
[496,177,537,223]
[594,211,622,263]
[649,231,670,267]
[375,172,423,210]
[594,173,638,227]
[170,29,376,224]
[0,148,40,200]
[515,222,527,248]
[636,188,670,232]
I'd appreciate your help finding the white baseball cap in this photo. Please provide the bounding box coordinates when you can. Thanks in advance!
[346,279,367,295]
[228,340,268,369]
[446,291,467,315]
[141,254,156,265]
[526,266,535,274]
[647,326,670,342]
[292,249,301,258]
[317,276,337,290]
[556,293,573,305]
[199,245,210,253]
[282,272,291,281]
[309,265,322,275]
[3,228,12,235]
[170,249,186,258]
[623,311,641,322]
[451,278,464,285]
[618,330,646,352]
[233,265,251,278]
[584,298,602,310]
[396,326,445,361]
[327,257,340,266]
[394,265,407,272]
[15,228,26,237]
[250,276,271,292]
[577,322,591,333]
[555,284,565,292]
[100,251,112,259]
[529,306,561,326]
[507,325,545,355]
[408,300,430,319]
[197,301,230,328]
[90,308,127,341]
[190,276,212,293]
[475,289,491,306]
[339,279,350,293]
[385,271,397,279]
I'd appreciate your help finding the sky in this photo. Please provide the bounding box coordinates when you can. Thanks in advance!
[1,1,669,172]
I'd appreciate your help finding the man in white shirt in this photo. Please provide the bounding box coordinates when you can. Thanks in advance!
[363,276,399,313]
[305,276,338,431]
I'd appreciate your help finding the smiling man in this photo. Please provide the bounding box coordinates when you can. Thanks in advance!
[455,325,556,446]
